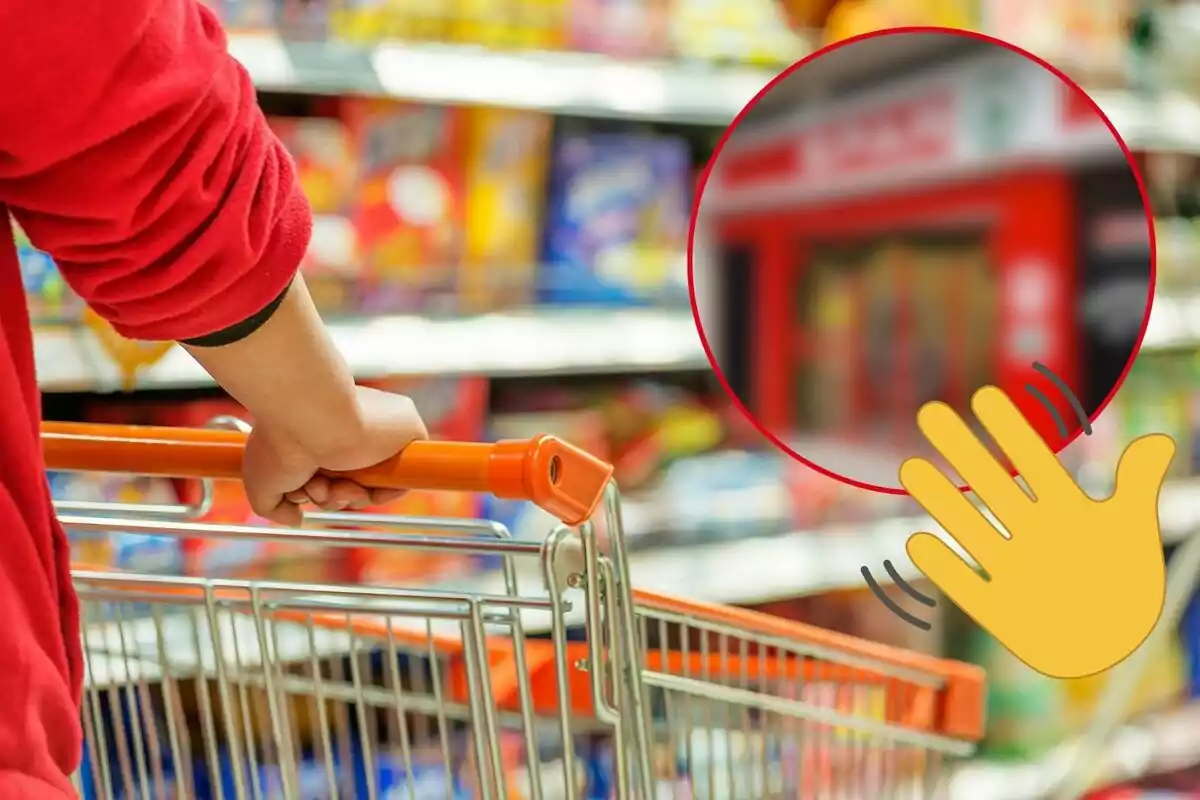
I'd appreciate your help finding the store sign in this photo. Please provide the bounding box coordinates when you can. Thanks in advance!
[710,52,1116,211]
[719,87,956,191]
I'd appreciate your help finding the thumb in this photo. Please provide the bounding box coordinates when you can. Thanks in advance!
[1113,433,1176,500]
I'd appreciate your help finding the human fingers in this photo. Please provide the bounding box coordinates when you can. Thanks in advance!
[916,400,1030,519]
[900,457,1007,568]
[317,479,373,511]
[368,488,406,506]
[261,498,304,526]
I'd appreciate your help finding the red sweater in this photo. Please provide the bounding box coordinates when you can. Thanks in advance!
[0,0,310,793]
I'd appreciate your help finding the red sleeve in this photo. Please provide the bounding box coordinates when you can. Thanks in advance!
[0,0,311,342]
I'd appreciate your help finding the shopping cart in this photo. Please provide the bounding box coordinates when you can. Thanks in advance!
[44,420,985,800]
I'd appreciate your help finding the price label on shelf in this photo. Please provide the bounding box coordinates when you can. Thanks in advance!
[372,45,572,112]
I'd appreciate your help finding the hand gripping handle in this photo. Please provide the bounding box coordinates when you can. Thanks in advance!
[42,422,613,526]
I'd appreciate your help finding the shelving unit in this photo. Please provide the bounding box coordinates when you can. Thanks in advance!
[33,9,1200,799]
[34,308,704,391]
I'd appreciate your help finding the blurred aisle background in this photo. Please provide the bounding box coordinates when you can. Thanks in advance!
[25,0,1200,797]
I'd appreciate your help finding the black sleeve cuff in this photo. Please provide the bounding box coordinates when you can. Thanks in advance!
[180,278,294,348]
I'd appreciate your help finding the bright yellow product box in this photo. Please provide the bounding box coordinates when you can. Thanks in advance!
[824,0,978,43]
[330,0,447,43]
[461,107,552,312]
[451,0,568,49]
[673,0,808,66]
[329,1,397,42]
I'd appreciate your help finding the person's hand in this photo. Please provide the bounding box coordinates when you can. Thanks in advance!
[242,385,428,525]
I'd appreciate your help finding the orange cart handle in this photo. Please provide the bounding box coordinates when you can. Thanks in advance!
[42,422,614,526]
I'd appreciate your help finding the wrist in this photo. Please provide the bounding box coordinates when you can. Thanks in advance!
[185,275,367,455]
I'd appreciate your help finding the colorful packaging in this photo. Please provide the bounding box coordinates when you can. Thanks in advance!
[13,221,79,323]
[1186,353,1200,475]
[51,471,118,568]
[568,0,673,57]
[269,115,357,225]
[344,100,466,314]
[825,0,977,43]
[541,133,691,306]
[328,0,394,42]
[205,0,276,29]
[461,108,552,312]
[276,0,329,38]
[656,451,792,545]
[50,470,185,583]
[269,115,361,314]
[451,0,569,48]
[672,0,807,65]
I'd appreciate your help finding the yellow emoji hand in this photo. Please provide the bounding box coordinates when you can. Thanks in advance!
[902,386,1173,679]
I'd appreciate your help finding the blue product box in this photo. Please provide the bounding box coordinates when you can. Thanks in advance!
[1183,585,1200,698]
[211,748,474,800]
[541,134,691,306]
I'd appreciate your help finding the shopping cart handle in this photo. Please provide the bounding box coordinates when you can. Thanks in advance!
[41,422,614,526]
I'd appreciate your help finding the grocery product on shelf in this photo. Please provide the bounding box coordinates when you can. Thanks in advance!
[1157,216,1200,296]
[671,0,807,65]
[203,0,277,31]
[14,220,79,324]
[269,114,359,290]
[542,133,691,306]
[461,107,552,312]
[822,0,978,43]
[450,0,569,50]
[328,0,447,43]
[1185,616,1200,733]
[979,0,1129,80]
[568,0,673,58]
[52,471,186,575]
[344,99,466,314]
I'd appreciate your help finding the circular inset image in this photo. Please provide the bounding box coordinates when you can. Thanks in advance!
[690,27,1155,494]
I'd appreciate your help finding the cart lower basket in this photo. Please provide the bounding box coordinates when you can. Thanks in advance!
[45,422,985,800]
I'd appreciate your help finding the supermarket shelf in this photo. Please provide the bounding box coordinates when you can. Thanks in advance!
[34,308,707,392]
[225,35,1200,149]
[951,699,1200,800]
[230,34,777,125]
[33,292,1196,392]
[460,479,1200,619]
[1088,89,1200,155]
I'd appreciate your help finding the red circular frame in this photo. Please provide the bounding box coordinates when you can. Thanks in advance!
[686,25,1158,496]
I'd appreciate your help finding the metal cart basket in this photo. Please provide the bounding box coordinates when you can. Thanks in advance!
[45,421,985,799]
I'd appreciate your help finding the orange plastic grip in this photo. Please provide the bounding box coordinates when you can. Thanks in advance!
[41,422,614,526]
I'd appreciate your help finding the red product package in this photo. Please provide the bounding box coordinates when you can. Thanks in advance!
[342,99,467,314]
